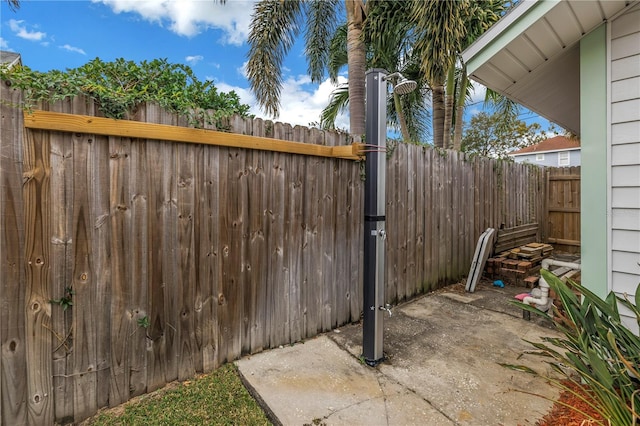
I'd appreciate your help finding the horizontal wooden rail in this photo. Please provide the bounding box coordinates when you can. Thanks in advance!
[547,237,581,247]
[548,207,580,213]
[24,110,364,160]
[548,175,580,181]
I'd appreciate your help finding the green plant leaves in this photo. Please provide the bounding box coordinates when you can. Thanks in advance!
[506,272,640,424]
[0,58,252,127]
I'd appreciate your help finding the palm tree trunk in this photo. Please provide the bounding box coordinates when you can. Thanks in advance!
[432,83,445,148]
[393,92,411,142]
[453,68,468,151]
[443,65,456,149]
[346,0,366,143]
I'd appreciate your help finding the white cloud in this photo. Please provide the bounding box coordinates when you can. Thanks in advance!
[237,60,248,78]
[0,37,9,50]
[217,75,349,130]
[93,0,256,45]
[60,44,86,55]
[185,55,203,65]
[466,81,488,117]
[8,19,46,41]
[469,81,487,105]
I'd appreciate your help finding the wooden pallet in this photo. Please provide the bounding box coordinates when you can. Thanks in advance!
[494,223,538,254]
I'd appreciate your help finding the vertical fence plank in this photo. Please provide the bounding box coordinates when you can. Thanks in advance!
[48,101,74,424]
[424,149,435,290]
[406,145,417,297]
[221,146,246,361]
[348,142,363,322]
[70,127,98,422]
[127,136,149,398]
[332,155,347,327]
[274,123,292,341]
[161,116,179,385]
[248,147,267,352]
[301,131,320,338]
[192,145,205,374]
[285,127,303,344]
[267,142,286,346]
[386,144,398,303]
[23,128,54,425]
[448,152,457,279]
[108,134,132,407]
[217,146,231,362]
[414,147,425,292]
[146,135,167,392]
[320,133,336,331]
[88,130,111,410]
[176,141,196,380]
[1,80,27,426]
[397,144,409,301]
[247,120,267,353]
[199,141,220,371]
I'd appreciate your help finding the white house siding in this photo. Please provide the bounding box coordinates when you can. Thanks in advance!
[610,4,640,333]
[512,149,581,167]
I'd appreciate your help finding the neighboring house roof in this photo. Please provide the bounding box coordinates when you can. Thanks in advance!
[510,136,580,156]
[461,1,633,135]
[0,51,21,68]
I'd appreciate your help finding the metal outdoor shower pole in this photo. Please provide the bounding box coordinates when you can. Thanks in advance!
[363,68,389,366]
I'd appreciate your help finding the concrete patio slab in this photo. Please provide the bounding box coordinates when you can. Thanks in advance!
[236,281,562,426]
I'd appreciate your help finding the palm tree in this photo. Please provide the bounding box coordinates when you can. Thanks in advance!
[412,0,506,149]
[321,1,430,142]
[246,0,367,142]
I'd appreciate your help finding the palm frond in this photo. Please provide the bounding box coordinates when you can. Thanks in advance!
[396,87,431,142]
[320,83,349,129]
[5,0,20,10]
[305,0,340,82]
[364,0,414,69]
[327,23,348,84]
[247,0,303,117]
[484,88,520,121]
[413,0,470,84]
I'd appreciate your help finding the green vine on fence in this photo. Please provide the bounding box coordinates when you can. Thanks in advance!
[50,286,75,311]
[0,57,252,129]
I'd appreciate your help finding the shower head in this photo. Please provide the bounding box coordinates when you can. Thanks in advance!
[384,72,417,95]
[394,78,417,95]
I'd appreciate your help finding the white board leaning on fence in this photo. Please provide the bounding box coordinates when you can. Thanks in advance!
[465,228,496,293]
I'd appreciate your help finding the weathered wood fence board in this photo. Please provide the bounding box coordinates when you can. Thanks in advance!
[546,167,581,253]
[1,90,565,424]
[383,146,548,302]
[1,79,27,425]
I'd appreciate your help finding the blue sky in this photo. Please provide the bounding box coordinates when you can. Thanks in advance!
[1,0,351,128]
[1,0,550,138]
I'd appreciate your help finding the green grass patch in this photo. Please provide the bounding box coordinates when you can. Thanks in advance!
[84,363,271,425]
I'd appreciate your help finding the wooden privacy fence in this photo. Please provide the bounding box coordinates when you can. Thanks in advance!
[385,144,547,302]
[546,166,581,253]
[1,89,549,424]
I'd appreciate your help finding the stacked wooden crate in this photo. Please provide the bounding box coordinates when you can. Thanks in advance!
[485,242,554,287]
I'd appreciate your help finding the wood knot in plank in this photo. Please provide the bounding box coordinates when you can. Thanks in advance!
[177,178,192,188]
[217,293,226,305]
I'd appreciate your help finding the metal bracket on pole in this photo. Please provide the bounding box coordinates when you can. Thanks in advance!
[363,68,388,366]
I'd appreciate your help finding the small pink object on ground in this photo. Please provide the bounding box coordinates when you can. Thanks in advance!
[515,293,530,301]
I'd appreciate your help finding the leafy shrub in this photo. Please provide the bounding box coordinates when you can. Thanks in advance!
[510,270,640,424]
[0,57,251,128]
